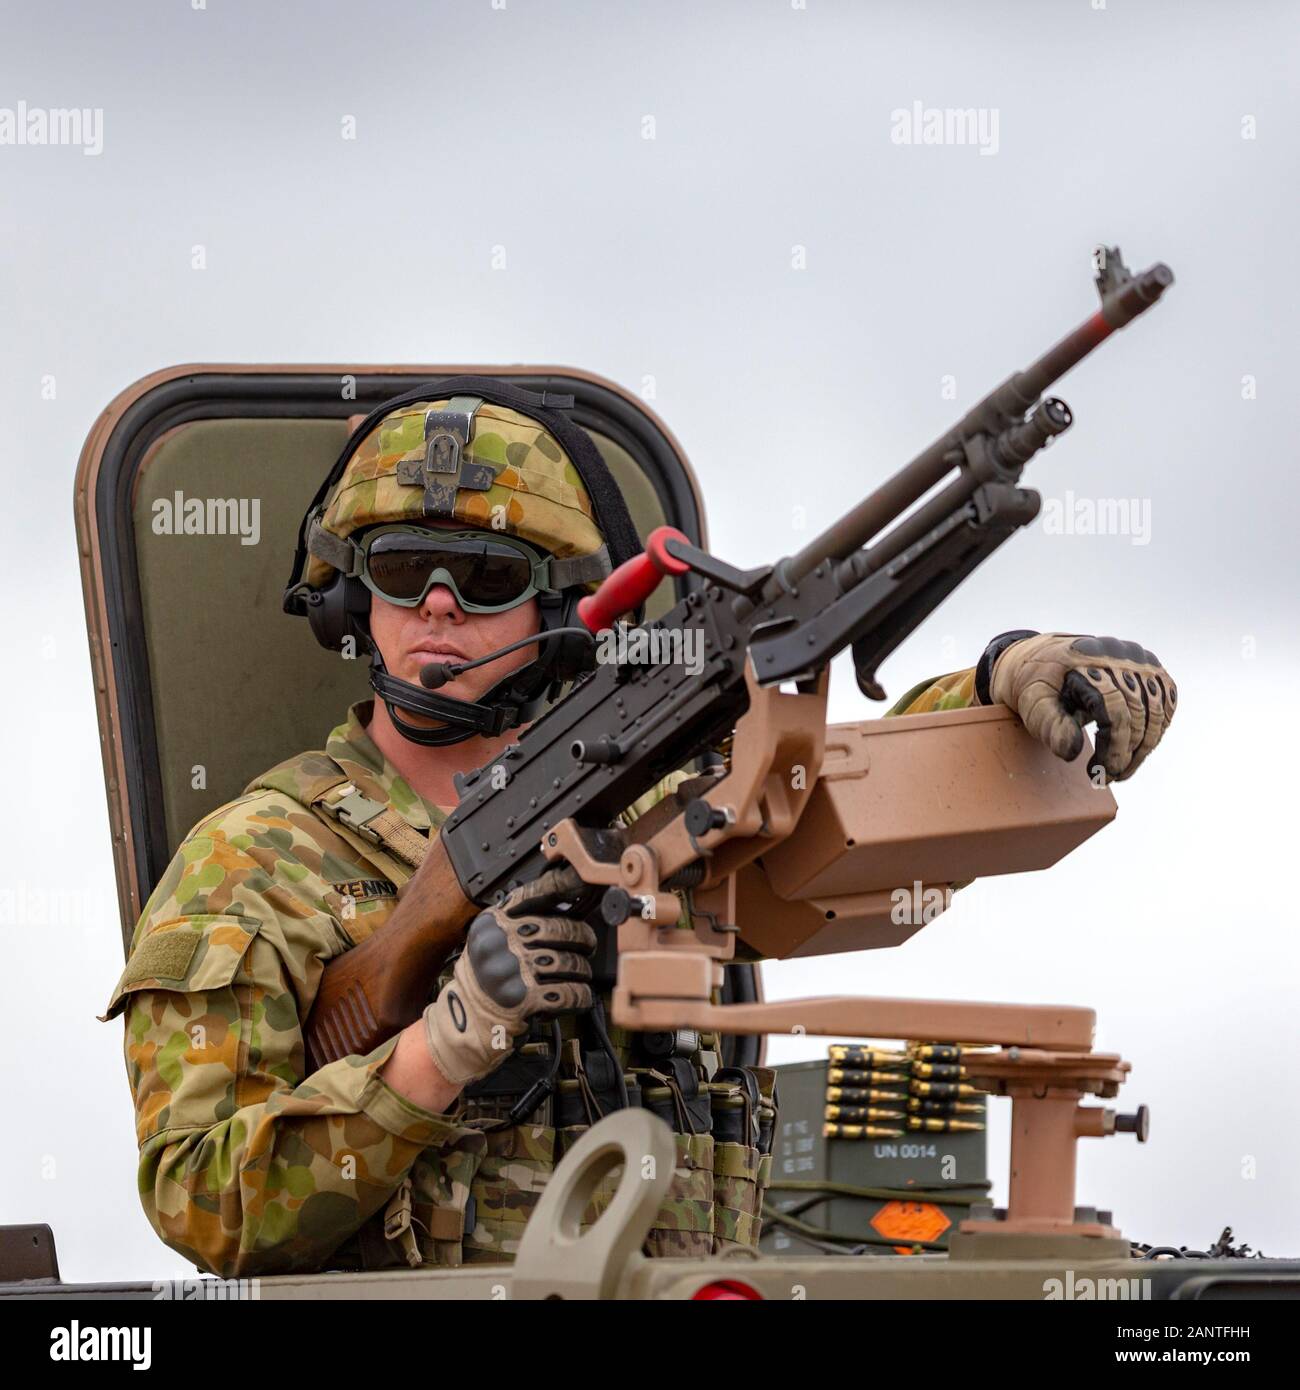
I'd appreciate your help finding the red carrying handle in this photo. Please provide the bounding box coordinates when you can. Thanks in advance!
[577,526,692,633]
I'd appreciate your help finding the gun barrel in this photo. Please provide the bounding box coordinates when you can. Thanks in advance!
[784,261,1173,583]
[1015,262,1174,401]
[784,431,957,584]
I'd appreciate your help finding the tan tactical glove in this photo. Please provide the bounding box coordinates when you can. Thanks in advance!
[423,867,597,1088]
[982,631,1177,783]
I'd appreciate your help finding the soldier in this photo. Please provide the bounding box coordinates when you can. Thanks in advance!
[105,383,1176,1276]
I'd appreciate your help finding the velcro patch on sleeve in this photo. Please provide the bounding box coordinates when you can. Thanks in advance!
[125,928,202,984]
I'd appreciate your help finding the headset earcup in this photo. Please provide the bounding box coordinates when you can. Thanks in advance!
[539,591,598,683]
[305,575,370,652]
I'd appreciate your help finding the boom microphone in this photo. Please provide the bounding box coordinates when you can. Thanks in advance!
[419,627,597,690]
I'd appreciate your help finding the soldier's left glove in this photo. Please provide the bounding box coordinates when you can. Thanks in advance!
[977,630,1177,783]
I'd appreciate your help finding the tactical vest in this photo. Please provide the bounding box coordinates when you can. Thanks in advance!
[249,750,777,1267]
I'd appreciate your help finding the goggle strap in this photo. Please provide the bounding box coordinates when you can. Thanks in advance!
[549,544,612,587]
[306,514,363,576]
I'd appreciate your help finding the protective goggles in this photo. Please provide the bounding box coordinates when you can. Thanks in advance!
[356,525,557,614]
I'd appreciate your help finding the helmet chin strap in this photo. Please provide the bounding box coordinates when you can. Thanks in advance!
[368,651,522,747]
[364,624,596,749]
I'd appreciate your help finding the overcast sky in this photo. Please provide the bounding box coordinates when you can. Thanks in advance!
[1,0,1297,1282]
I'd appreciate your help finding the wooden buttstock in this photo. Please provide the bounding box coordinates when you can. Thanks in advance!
[305,832,477,1068]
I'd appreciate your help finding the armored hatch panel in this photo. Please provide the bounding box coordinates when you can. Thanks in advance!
[72,363,760,1063]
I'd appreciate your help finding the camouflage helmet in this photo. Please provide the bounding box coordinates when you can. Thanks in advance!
[290,389,619,603]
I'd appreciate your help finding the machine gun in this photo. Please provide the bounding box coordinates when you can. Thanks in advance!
[307,246,1173,1075]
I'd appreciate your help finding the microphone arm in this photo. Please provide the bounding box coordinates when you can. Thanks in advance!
[419,627,597,690]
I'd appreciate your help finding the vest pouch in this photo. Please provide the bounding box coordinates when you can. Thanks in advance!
[553,1044,641,1130]
[753,1065,779,1157]
[461,1122,558,1264]
[711,1140,763,1253]
[627,1059,715,1255]
[552,1070,642,1232]
[644,1130,715,1258]
[554,1073,642,1131]
[555,1113,623,1232]
[461,1040,558,1127]
[708,1071,759,1254]
[349,1124,488,1271]
[710,1067,779,1253]
[556,1089,713,1257]
[635,1057,712,1136]
[752,1066,779,1249]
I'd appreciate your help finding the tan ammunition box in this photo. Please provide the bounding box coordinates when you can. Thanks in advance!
[736,705,1116,960]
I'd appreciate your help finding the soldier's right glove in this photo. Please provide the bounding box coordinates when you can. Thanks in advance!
[422,867,597,1088]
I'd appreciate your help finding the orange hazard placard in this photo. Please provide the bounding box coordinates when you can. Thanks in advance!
[870,1200,951,1254]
